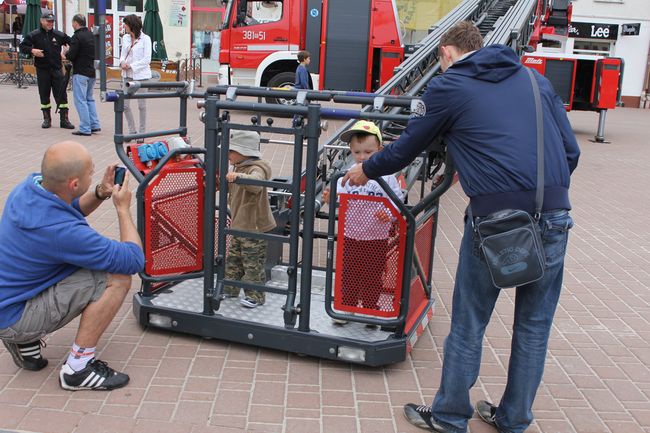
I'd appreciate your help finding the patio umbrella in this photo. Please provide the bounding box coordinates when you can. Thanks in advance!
[22,0,42,37]
[143,0,168,61]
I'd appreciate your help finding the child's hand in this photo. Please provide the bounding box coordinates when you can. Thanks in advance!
[322,188,330,202]
[375,209,391,222]
[226,172,240,183]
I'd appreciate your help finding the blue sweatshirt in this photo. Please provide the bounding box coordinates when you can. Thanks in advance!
[363,44,580,216]
[295,64,310,90]
[0,174,145,328]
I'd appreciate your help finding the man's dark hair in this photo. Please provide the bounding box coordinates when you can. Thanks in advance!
[297,50,310,62]
[123,14,142,39]
[440,21,483,53]
[72,14,86,27]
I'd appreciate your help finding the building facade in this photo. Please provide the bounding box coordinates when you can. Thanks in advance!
[571,0,650,107]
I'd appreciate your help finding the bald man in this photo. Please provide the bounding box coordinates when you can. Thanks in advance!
[0,141,144,391]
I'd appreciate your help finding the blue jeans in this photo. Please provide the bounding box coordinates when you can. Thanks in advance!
[72,74,100,134]
[431,209,574,433]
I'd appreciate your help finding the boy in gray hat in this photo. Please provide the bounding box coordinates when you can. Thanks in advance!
[223,130,276,308]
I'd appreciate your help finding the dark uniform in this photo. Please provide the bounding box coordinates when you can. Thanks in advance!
[19,16,75,129]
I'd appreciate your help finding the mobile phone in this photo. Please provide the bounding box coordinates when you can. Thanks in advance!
[114,166,126,186]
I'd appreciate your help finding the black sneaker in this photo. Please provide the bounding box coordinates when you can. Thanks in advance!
[403,403,454,432]
[59,358,129,391]
[2,339,48,371]
[476,400,502,430]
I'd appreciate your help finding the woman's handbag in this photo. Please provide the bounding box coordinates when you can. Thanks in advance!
[471,67,546,289]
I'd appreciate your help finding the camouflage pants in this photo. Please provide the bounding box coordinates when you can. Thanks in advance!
[224,236,267,304]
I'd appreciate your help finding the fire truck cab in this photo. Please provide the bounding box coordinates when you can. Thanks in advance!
[521,0,623,142]
[218,0,404,97]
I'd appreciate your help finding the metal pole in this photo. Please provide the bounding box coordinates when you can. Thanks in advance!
[594,109,607,143]
[202,97,219,315]
[297,105,321,332]
[96,0,107,101]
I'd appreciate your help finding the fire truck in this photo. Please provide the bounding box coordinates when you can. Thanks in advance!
[521,0,623,142]
[217,0,404,98]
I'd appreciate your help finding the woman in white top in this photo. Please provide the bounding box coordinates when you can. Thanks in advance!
[119,14,152,139]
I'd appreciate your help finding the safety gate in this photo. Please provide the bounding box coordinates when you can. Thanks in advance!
[144,166,204,276]
[333,194,407,318]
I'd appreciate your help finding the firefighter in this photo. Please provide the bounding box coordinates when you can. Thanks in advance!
[19,13,75,130]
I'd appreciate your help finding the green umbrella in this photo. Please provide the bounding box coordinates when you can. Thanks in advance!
[22,0,42,37]
[143,0,168,61]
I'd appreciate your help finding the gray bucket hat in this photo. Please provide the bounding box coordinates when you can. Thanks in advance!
[228,130,261,158]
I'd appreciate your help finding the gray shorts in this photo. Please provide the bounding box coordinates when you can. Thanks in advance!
[0,269,107,344]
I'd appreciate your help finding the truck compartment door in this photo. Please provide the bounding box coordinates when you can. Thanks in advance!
[322,0,371,91]
[592,58,622,110]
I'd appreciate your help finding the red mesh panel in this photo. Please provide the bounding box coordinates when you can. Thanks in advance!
[144,167,204,276]
[414,216,434,284]
[405,215,435,334]
[333,194,406,318]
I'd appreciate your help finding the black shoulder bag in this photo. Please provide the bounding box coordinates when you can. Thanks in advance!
[470,67,545,288]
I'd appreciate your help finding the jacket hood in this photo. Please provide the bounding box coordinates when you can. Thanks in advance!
[447,44,522,83]
[236,158,272,178]
[7,174,84,230]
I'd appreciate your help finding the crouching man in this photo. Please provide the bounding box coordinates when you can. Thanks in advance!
[0,141,144,391]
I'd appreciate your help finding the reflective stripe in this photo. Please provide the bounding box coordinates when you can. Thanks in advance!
[41,103,52,109]
[58,104,69,109]
[246,44,294,51]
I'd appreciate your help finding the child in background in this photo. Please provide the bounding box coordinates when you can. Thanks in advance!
[324,121,404,316]
[294,50,311,90]
[222,130,276,308]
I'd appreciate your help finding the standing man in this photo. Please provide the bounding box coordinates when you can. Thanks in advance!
[64,14,101,137]
[343,21,580,433]
[0,141,144,391]
[19,13,75,130]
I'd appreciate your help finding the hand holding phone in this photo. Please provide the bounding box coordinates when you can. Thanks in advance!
[114,166,126,186]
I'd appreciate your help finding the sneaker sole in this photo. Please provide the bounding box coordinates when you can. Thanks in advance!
[59,370,130,391]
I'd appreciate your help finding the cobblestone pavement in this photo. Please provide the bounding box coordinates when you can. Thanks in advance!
[0,83,648,433]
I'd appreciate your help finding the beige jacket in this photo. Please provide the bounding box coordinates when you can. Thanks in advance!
[228,158,277,233]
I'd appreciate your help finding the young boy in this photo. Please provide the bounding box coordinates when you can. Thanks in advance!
[223,130,276,308]
[294,50,311,90]
[325,121,404,316]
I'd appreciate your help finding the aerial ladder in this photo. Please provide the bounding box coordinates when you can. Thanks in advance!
[108,0,564,366]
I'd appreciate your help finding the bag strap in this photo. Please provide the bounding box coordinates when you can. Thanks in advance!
[468,67,544,223]
[525,66,544,218]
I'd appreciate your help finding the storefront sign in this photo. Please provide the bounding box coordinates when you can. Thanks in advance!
[169,0,189,27]
[569,22,619,40]
[621,23,641,36]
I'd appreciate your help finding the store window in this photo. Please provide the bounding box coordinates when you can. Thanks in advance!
[89,0,114,9]
[573,40,612,56]
[89,0,143,12]
[192,0,225,61]
[118,0,143,12]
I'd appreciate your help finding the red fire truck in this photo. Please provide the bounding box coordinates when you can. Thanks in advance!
[521,0,623,142]
[217,0,404,97]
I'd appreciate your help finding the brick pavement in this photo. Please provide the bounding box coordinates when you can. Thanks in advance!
[0,83,648,433]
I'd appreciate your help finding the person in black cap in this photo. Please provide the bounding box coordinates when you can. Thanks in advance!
[19,13,75,129]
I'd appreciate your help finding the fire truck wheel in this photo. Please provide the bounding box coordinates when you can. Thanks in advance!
[266,71,297,105]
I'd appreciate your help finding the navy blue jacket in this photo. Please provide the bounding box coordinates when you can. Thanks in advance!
[295,64,310,89]
[363,44,580,216]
